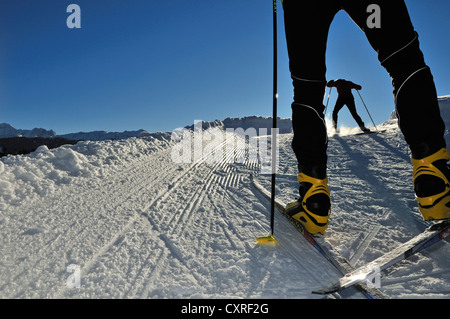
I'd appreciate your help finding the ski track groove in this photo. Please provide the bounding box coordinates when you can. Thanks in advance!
[55,153,190,298]
[349,224,382,266]
[4,157,152,297]
[133,132,266,296]
[127,247,165,299]
[3,145,216,298]
[78,144,223,298]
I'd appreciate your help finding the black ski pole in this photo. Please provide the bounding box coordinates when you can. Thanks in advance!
[357,91,378,132]
[270,0,277,238]
[257,0,278,245]
[324,87,332,116]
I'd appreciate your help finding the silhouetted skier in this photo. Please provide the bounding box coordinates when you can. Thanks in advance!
[327,79,369,133]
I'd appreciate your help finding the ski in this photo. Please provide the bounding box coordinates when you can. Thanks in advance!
[352,129,385,136]
[354,130,378,135]
[336,129,386,137]
[313,219,450,295]
[250,174,387,299]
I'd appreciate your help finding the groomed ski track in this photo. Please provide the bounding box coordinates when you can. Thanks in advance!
[1,114,449,299]
[1,130,347,299]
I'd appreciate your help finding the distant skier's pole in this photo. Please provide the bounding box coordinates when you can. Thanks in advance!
[357,91,379,132]
[324,87,332,116]
[257,0,278,245]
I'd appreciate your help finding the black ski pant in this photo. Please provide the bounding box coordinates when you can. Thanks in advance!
[282,0,446,177]
[332,96,365,129]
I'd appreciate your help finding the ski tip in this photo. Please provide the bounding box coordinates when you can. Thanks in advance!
[311,285,340,295]
[312,281,342,295]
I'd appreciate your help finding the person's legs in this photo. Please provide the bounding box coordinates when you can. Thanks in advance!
[345,97,366,128]
[283,0,340,178]
[343,0,449,219]
[282,0,340,234]
[332,97,345,130]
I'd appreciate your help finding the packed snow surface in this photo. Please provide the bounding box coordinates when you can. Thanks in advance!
[1,97,449,299]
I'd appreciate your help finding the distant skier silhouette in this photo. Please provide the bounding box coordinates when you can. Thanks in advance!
[326,79,369,133]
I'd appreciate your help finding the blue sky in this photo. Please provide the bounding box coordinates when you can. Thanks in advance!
[0,0,448,134]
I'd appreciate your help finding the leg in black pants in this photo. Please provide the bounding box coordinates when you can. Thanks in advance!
[339,1,449,220]
[282,1,340,179]
[332,96,365,130]
[282,2,339,233]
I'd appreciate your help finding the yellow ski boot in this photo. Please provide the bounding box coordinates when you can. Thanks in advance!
[412,148,450,220]
[285,173,331,235]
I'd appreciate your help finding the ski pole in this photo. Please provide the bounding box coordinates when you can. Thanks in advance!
[257,0,277,245]
[357,90,379,132]
[324,87,332,116]
[270,0,277,240]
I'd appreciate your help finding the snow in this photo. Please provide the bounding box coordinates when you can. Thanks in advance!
[0,97,449,299]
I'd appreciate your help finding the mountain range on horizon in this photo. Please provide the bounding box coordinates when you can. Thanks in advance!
[1,95,448,142]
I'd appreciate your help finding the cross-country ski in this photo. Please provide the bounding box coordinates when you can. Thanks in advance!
[251,174,388,299]
[313,220,450,295]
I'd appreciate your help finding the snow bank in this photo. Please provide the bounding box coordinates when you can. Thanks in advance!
[0,134,172,209]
